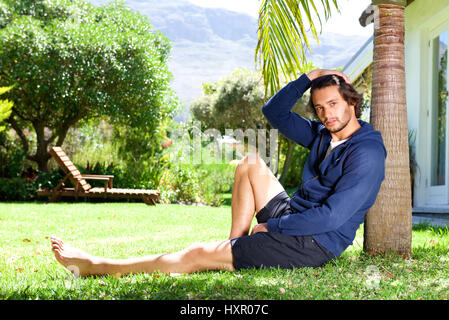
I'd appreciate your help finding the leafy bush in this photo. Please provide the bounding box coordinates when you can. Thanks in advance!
[0,177,34,201]
[198,163,235,194]
[158,163,236,206]
[112,160,166,190]
[35,170,65,190]
[0,169,61,201]
[62,118,170,191]
[159,164,203,204]
[0,147,26,178]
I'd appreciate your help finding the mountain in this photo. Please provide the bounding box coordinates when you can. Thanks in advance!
[90,0,368,121]
[121,0,259,121]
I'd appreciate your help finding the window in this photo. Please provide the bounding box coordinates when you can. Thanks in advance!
[431,31,448,186]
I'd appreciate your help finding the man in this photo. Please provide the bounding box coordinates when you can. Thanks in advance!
[51,69,386,276]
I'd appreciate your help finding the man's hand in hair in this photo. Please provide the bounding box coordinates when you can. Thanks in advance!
[306,69,351,84]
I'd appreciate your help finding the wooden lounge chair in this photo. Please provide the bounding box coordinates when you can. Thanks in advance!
[37,147,159,205]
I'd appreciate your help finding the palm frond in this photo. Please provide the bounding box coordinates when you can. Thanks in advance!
[256,0,340,97]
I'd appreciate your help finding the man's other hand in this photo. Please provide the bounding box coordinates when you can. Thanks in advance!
[250,223,268,235]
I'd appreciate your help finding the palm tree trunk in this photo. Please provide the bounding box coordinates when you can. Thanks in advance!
[364,1,412,256]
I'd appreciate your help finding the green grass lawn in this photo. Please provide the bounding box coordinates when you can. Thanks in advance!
[0,201,449,300]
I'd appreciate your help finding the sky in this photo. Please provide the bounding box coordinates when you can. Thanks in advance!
[187,0,373,37]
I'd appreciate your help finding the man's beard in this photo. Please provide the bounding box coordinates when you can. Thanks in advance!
[326,117,350,133]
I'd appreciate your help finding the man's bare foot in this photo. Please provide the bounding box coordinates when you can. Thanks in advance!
[51,237,104,277]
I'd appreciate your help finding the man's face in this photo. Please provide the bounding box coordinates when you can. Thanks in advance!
[312,86,356,134]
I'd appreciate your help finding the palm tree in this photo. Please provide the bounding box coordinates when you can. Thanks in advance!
[362,0,411,256]
[256,0,412,255]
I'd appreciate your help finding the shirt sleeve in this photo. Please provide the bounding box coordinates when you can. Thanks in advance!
[261,73,322,149]
[266,142,386,235]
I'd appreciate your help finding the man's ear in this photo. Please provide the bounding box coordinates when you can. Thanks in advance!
[348,101,357,116]
[350,101,358,119]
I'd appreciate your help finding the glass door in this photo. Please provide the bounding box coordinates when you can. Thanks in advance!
[427,29,449,204]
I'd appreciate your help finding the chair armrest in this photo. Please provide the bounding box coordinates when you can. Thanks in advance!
[81,175,114,190]
[81,175,114,179]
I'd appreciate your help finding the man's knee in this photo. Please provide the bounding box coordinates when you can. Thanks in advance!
[237,153,266,172]
[181,243,210,271]
[237,153,272,179]
[182,241,234,272]
[184,243,205,258]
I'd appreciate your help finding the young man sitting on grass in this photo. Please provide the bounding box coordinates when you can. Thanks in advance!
[51,69,386,277]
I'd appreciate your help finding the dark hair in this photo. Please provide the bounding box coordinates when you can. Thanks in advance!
[307,74,363,118]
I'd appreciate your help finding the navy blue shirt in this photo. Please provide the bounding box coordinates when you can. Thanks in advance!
[262,74,386,257]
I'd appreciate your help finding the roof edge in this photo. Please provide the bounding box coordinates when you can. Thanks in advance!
[342,35,374,81]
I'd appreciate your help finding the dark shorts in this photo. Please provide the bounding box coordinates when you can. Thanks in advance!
[230,191,335,270]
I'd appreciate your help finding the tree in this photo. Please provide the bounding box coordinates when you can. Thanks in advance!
[256,0,412,255]
[191,69,267,133]
[0,0,177,171]
[362,0,412,256]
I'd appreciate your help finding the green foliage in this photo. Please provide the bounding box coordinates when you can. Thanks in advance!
[409,129,418,175]
[0,147,25,178]
[63,119,118,166]
[160,118,239,206]
[62,118,169,191]
[0,177,33,200]
[190,69,267,132]
[159,162,235,206]
[199,163,235,195]
[0,84,13,131]
[0,169,61,201]
[0,125,22,178]
[280,143,310,188]
[0,0,178,170]
[159,164,203,204]
[112,120,172,190]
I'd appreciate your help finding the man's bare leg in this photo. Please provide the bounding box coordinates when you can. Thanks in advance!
[50,154,283,277]
[51,237,234,277]
[229,153,285,239]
